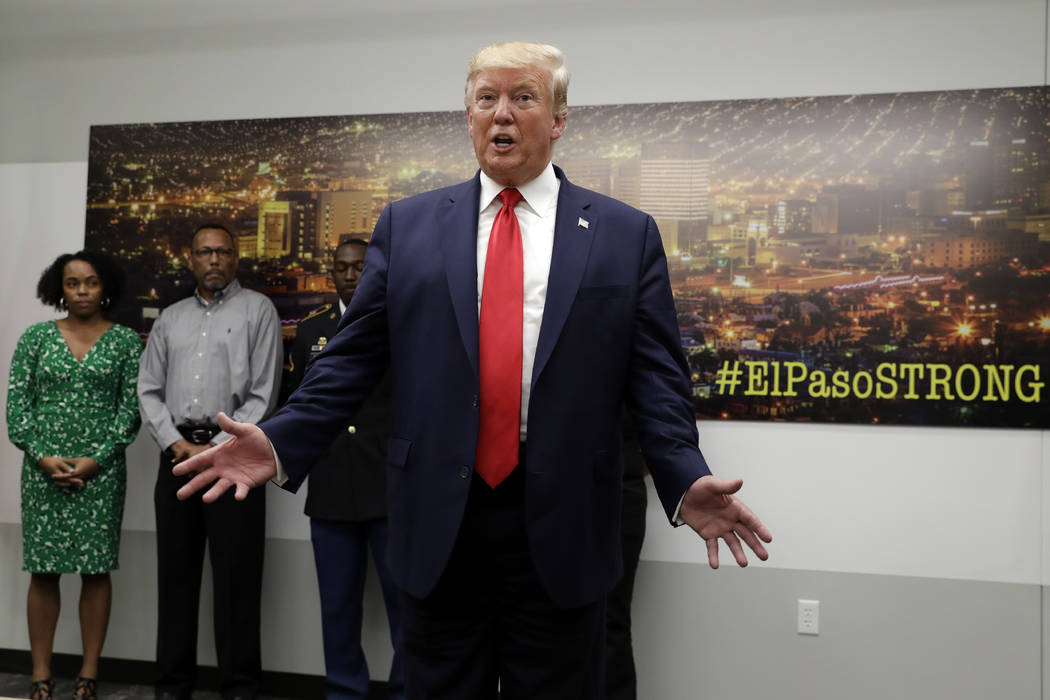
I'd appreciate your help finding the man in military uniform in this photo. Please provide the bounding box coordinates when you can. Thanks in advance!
[283,237,403,700]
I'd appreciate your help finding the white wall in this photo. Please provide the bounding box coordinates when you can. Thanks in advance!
[644,422,1046,584]
[2,1,1049,697]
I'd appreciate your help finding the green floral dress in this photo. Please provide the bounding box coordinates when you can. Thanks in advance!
[7,321,142,574]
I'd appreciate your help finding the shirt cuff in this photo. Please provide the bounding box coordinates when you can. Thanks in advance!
[672,493,685,526]
[158,426,183,452]
[270,442,288,486]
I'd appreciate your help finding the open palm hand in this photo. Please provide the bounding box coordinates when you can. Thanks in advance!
[173,412,277,502]
[679,475,772,569]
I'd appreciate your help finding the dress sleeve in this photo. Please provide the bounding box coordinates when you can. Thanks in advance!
[6,325,47,464]
[90,327,144,466]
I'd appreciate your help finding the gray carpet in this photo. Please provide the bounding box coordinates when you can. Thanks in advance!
[0,673,283,700]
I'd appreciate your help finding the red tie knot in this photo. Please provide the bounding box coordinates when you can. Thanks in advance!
[499,188,523,209]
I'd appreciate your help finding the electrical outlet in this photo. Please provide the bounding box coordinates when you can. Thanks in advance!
[797,599,819,635]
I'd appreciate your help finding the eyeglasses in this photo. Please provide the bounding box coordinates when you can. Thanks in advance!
[192,247,236,260]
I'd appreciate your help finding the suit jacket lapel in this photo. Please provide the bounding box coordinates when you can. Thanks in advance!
[532,168,596,384]
[440,174,482,376]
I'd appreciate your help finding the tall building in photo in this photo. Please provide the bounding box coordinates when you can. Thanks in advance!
[744,207,770,263]
[993,138,1047,210]
[559,158,613,195]
[966,138,1048,212]
[639,143,709,255]
[776,199,812,237]
[910,187,966,217]
[811,192,839,234]
[235,233,256,260]
[276,190,320,260]
[611,157,641,209]
[257,201,291,258]
[317,190,375,254]
[834,185,879,234]
[879,187,911,225]
[812,185,879,235]
[965,141,994,209]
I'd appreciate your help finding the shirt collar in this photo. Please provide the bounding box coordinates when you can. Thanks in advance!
[478,161,558,216]
[195,278,241,307]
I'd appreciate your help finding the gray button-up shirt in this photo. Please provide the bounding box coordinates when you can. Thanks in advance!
[137,279,283,450]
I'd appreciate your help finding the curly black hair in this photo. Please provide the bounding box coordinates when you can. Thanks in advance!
[36,249,126,312]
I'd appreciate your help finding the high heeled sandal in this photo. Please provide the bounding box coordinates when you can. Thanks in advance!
[71,677,96,700]
[29,679,54,700]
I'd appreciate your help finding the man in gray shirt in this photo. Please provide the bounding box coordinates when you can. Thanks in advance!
[138,223,282,700]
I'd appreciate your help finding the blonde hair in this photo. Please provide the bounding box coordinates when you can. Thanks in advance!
[464,41,569,116]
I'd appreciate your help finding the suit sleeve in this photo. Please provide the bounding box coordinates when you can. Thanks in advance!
[625,215,711,524]
[261,205,393,490]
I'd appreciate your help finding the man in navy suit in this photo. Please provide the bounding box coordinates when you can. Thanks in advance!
[176,41,772,699]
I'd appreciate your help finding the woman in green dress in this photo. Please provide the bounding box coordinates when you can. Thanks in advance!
[6,250,142,700]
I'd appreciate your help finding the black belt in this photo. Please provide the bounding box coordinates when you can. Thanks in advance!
[177,424,220,445]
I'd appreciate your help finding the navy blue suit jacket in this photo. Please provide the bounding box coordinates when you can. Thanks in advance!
[282,305,390,522]
[264,166,711,607]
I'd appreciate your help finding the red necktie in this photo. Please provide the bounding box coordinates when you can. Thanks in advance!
[475,188,524,488]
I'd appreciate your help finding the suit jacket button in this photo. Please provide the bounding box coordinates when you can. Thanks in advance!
[458,465,471,479]
[346,425,356,434]
[472,394,479,408]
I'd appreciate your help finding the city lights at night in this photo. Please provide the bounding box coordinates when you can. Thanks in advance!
[86,86,1050,427]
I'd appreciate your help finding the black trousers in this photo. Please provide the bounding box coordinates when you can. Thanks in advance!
[154,451,266,699]
[605,474,647,700]
[399,448,606,700]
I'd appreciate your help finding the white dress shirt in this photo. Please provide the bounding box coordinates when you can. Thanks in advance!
[476,162,559,440]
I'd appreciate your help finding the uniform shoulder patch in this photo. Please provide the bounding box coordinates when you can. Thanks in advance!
[301,303,332,323]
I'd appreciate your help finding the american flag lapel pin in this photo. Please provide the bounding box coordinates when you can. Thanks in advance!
[578,217,590,229]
